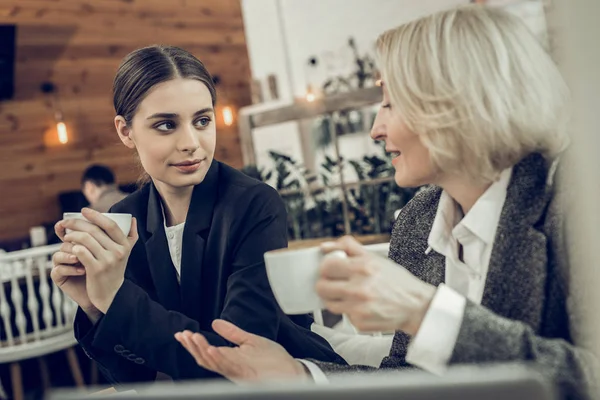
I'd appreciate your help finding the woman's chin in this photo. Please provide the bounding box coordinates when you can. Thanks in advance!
[162,169,208,188]
[394,171,424,189]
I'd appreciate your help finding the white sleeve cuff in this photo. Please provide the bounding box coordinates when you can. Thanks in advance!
[311,323,394,368]
[297,359,329,384]
[405,284,466,375]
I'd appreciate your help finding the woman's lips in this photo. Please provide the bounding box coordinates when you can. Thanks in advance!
[172,160,203,173]
[390,152,401,166]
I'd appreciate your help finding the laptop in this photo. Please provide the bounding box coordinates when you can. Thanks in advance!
[48,363,556,400]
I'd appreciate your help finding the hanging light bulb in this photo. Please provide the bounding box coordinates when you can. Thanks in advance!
[57,121,68,144]
[305,84,316,102]
[41,82,70,146]
[55,110,68,144]
[304,56,319,103]
[222,106,234,126]
[212,76,235,127]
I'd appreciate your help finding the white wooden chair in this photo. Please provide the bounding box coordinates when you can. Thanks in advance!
[0,244,84,400]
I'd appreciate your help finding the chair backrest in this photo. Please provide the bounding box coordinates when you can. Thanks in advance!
[0,244,77,348]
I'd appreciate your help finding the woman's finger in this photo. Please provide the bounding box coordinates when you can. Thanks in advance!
[52,251,79,266]
[64,230,108,261]
[58,243,83,267]
[51,264,86,277]
[55,221,67,242]
[212,319,256,346]
[320,236,367,257]
[315,278,347,301]
[61,218,118,253]
[175,334,202,365]
[71,243,99,268]
[319,256,352,280]
[175,333,194,354]
[177,331,215,371]
[81,208,130,247]
[320,256,369,280]
[315,278,369,302]
[60,242,75,254]
[175,332,191,352]
[176,332,206,365]
[127,217,139,246]
[191,333,220,371]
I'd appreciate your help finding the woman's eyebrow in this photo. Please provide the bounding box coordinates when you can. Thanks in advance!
[193,107,214,116]
[146,112,178,120]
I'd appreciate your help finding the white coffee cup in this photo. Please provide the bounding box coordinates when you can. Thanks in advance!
[264,247,347,315]
[62,212,132,235]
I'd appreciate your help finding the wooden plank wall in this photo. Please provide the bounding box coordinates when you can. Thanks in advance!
[0,0,251,242]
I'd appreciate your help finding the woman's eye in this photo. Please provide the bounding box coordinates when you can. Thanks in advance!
[195,117,212,128]
[155,121,176,132]
[381,103,391,109]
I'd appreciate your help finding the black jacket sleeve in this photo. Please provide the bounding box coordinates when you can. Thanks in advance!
[74,185,290,384]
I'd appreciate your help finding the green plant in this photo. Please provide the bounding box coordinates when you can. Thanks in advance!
[241,143,418,240]
[267,151,307,239]
[320,37,378,95]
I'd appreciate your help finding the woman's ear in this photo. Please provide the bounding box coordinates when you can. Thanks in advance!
[115,116,136,149]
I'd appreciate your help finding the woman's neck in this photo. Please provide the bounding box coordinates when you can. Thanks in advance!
[153,180,194,227]
[438,175,492,215]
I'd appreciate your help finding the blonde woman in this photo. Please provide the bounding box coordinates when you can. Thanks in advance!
[175,5,594,397]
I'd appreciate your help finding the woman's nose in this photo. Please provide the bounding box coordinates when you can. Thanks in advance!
[370,111,387,141]
[179,126,200,153]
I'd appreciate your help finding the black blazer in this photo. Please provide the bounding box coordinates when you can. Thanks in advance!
[75,160,345,385]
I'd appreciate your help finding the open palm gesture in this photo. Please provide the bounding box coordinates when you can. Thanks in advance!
[175,319,308,383]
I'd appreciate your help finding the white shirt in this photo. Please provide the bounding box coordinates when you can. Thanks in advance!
[161,204,185,283]
[164,222,185,282]
[303,168,513,382]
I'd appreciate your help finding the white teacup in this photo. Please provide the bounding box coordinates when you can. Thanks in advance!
[264,246,346,315]
[62,212,132,235]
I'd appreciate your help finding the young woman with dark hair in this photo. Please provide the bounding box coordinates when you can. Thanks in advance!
[51,45,344,386]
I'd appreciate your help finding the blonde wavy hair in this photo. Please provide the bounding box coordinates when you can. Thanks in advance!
[376,5,570,184]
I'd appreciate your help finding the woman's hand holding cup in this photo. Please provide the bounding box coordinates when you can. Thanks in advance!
[317,236,437,336]
[51,208,136,319]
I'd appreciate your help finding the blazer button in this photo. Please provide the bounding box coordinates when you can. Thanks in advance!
[114,345,125,353]
[127,353,138,361]
[134,357,145,364]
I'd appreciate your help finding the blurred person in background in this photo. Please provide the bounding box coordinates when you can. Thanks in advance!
[176,5,596,399]
[81,164,128,213]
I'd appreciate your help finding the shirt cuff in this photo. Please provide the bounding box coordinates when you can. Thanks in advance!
[405,284,466,375]
[297,359,329,384]
[311,323,393,367]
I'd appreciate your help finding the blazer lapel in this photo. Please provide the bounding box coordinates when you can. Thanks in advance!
[144,183,182,312]
[389,186,446,287]
[383,187,444,368]
[481,154,555,329]
[179,160,220,321]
